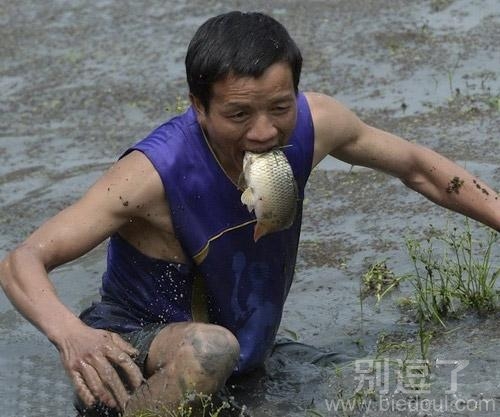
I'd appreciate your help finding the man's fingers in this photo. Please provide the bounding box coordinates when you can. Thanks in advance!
[90,355,130,411]
[72,370,96,408]
[78,359,119,410]
[110,332,139,358]
[107,332,144,390]
[109,349,144,391]
[67,331,144,411]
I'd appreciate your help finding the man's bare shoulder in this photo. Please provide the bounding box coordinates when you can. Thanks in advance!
[303,92,362,137]
[99,150,187,262]
[100,150,167,215]
[303,91,365,167]
[39,150,185,267]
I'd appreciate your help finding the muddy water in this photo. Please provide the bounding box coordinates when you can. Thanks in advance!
[1,1,500,416]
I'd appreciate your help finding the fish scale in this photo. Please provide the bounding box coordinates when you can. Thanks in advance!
[240,149,298,242]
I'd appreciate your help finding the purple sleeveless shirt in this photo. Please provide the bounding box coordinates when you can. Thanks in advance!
[81,93,314,373]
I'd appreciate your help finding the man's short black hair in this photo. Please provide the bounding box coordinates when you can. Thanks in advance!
[185,11,302,110]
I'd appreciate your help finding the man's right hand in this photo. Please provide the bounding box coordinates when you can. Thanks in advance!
[58,323,144,412]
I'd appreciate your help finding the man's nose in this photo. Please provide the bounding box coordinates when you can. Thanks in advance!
[246,114,278,144]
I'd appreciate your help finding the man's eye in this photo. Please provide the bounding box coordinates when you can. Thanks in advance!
[273,106,290,113]
[230,112,247,120]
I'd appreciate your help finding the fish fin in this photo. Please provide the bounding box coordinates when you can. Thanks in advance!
[240,187,255,212]
[253,222,267,242]
[237,171,247,190]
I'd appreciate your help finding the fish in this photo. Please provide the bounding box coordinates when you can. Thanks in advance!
[239,148,298,242]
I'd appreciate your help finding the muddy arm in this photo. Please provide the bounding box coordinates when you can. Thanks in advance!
[0,151,167,410]
[306,91,500,231]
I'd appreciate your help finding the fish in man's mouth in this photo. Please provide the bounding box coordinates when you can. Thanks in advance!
[239,148,298,242]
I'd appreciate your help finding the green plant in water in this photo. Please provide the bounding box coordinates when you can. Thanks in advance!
[375,332,416,364]
[416,321,433,370]
[405,219,499,326]
[406,237,451,327]
[129,391,237,417]
[361,260,404,303]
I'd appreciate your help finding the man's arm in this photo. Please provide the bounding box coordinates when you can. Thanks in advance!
[306,92,500,231]
[0,151,166,410]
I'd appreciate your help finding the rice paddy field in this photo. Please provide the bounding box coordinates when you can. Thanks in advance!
[1,1,499,416]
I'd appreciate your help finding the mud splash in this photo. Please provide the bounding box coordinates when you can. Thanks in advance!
[1,1,499,416]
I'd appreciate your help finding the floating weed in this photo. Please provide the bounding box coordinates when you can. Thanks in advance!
[361,260,404,303]
[396,296,417,313]
[376,332,416,360]
[359,261,406,344]
[128,391,244,417]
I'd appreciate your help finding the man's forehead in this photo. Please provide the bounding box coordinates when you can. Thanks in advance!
[220,62,293,83]
[210,64,295,103]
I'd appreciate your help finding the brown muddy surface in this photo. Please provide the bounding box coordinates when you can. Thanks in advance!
[1,1,500,416]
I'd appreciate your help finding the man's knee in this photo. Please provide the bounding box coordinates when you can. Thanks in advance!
[147,322,240,380]
[187,323,240,377]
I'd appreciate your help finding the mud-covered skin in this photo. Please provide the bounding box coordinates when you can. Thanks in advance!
[1,1,500,417]
[123,323,239,416]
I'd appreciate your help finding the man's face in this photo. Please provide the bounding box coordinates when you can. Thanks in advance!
[191,62,298,177]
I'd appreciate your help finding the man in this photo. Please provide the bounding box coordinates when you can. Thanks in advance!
[1,10,499,417]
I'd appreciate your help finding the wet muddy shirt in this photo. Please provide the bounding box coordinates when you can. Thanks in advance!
[84,93,314,374]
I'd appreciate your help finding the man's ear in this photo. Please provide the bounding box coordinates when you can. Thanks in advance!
[189,93,206,117]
